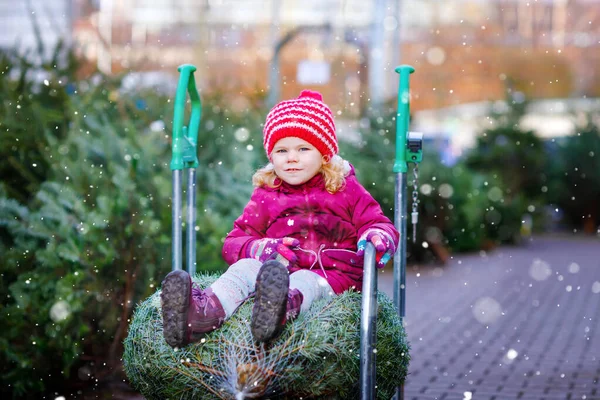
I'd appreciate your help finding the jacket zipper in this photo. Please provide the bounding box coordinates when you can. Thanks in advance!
[303,187,315,244]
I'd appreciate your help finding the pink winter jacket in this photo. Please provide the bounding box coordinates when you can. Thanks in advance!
[222,166,399,294]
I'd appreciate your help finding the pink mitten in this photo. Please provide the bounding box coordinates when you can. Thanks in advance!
[356,229,396,268]
[247,237,300,267]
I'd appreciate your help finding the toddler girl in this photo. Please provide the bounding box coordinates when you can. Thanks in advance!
[161,90,399,347]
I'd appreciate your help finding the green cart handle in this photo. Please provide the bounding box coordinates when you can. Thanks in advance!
[393,65,416,173]
[170,64,202,170]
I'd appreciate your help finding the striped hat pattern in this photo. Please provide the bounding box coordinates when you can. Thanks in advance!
[263,90,338,160]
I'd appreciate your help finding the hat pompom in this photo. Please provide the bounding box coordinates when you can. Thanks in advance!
[298,90,323,102]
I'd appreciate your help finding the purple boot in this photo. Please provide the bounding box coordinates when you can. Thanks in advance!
[251,260,304,343]
[161,270,226,348]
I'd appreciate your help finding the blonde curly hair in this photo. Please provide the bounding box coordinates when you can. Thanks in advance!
[252,155,351,194]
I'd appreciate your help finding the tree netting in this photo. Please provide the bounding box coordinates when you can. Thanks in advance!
[123,273,410,399]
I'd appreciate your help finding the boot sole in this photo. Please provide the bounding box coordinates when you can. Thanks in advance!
[251,260,289,343]
[160,270,191,348]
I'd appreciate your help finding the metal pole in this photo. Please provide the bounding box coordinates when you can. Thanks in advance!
[369,0,386,110]
[393,173,408,320]
[392,64,415,318]
[393,173,407,400]
[186,168,197,275]
[393,64,415,400]
[267,0,282,107]
[392,0,403,75]
[98,0,113,74]
[360,243,378,400]
[172,170,183,271]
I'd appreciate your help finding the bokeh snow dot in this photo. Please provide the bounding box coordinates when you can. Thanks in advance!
[383,16,398,31]
[529,258,552,281]
[485,209,502,224]
[234,127,250,142]
[426,46,446,65]
[50,300,71,322]
[568,262,580,274]
[506,348,518,360]
[149,120,165,132]
[592,281,600,294]
[425,227,443,244]
[472,297,502,324]
[488,187,503,202]
[420,183,433,195]
[438,183,454,198]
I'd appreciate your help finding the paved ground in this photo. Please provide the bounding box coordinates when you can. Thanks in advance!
[83,235,599,399]
[378,235,600,400]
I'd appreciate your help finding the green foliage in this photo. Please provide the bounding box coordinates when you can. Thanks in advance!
[416,159,528,252]
[123,274,409,399]
[338,111,398,219]
[341,109,524,261]
[0,78,174,395]
[464,91,547,203]
[341,100,537,261]
[0,40,78,203]
[190,92,267,263]
[464,126,547,202]
[0,41,267,396]
[462,92,549,243]
[545,119,600,231]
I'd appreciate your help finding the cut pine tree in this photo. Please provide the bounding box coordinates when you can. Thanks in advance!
[123,273,410,399]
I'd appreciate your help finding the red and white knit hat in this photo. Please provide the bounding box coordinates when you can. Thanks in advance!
[263,90,338,160]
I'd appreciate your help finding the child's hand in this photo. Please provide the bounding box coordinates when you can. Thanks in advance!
[356,229,396,268]
[247,237,300,266]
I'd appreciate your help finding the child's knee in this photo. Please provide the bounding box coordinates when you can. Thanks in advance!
[229,258,262,272]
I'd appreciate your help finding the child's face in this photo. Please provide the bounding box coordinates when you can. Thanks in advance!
[270,137,324,186]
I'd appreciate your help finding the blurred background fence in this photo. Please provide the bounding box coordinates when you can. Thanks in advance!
[1,0,599,397]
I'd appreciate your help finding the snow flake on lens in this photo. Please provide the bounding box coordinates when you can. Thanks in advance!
[472,297,502,325]
[503,348,518,364]
[420,183,432,196]
[50,300,71,322]
[234,127,250,142]
[529,258,552,281]
[149,120,165,132]
[568,262,580,274]
[438,183,453,199]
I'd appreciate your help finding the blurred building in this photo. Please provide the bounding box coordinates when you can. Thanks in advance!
[2,0,600,135]
[0,0,72,60]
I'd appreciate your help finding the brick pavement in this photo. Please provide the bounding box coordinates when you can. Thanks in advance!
[378,235,600,400]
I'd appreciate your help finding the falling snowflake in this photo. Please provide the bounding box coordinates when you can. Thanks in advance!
[287,219,294,226]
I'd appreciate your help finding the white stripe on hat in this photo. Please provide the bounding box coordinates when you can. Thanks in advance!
[264,111,336,145]
[265,105,335,136]
[267,99,334,120]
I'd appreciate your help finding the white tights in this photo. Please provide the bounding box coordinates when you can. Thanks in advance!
[209,258,335,318]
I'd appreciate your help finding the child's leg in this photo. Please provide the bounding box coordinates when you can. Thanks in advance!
[210,258,261,318]
[251,260,291,342]
[289,270,336,312]
[161,258,261,348]
[250,267,336,343]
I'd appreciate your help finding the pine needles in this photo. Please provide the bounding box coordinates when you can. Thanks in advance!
[123,273,410,399]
